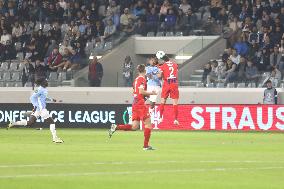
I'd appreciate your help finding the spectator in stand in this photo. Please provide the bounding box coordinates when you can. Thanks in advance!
[34,59,47,81]
[0,29,12,46]
[237,56,247,82]
[160,0,172,22]
[180,8,197,35]
[120,8,136,31]
[179,0,191,14]
[133,0,146,19]
[210,0,222,19]
[245,59,259,83]
[206,60,225,84]
[59,40,73,55]
[164,9,177,32]
[146,8,159,33]
[248,26,260,45]
[257,47,272,71]
[47,47,63,71]
[224,58,238,84]
[21,59,35,87]
[102,19,116,42]
[122,55,133,87]
[53,48,73,71]
[230,48,241,65]
[270,45,282,70]
[135,19,147,36]
[202,62,212,84]
[234,36,249,56]
[12,21,23,42]
[88,57,103,87]
[216,7,228,26]
[269,67,282,87]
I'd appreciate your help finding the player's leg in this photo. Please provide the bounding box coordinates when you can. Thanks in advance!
[171,85,180,125]
[143,117,154,150]
[8,113,37,129]
[42,109,63,143]
[44,117,63,143]
[173,98,179,125]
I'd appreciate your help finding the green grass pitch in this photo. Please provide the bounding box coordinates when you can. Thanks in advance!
[1,128,284,189]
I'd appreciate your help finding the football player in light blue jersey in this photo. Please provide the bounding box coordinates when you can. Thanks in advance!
[146,55,161,115]
[8,79,63,143]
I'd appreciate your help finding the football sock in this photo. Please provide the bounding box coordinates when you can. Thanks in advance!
[143,128,151,148]
[50,124,57,140]
[173,105,178,120]
[13,120,27,126]
[117,124,132,131]
[159,103,165,118]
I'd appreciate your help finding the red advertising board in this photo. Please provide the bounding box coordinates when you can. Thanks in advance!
[148,105,284,131]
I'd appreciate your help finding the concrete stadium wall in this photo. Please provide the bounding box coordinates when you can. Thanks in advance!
[2,87,284,104]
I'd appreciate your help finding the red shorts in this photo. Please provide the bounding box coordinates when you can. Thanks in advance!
[161,83,179,99]
[132,104,150,121]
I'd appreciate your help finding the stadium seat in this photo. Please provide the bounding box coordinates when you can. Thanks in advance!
[18,63,25,71]
[216,83,225,88]
[34,22,41,31]
[11,72,21,81]
[43,24,51,33]
[281,83,284,88]
[165,32,174,36]
[104,42,113,51]
[6,82,15,87]
[9,63,18,71]
[175,32,183,36]
[1,72,11,81]
[24,82,33,87]
[156,32,164,37]
[58,72,67,81]
[0,62,9,71]
[206,83,214,88]
[226,83,235,88]
[237,83,246,88]
[94,42,104,53]
[49,72,58,81]
[14,82,22,87]
[0,81,4,87]
[247,83,256,88]
[146,32,155,37]
[196,82,204,88]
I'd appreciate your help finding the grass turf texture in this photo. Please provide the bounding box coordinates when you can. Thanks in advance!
[0,128,284,189]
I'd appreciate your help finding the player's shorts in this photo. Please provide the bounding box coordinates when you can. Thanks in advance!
[31,108,50,119]
[132,104,150,121]
[161,82,179,99]
[147,85,160,103]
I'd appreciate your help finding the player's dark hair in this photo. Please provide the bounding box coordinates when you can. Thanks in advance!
[161,55,169,62]
[35,78,48,88]
[150,55,159,65]
[137,64,146,73]
[266,80,272,84]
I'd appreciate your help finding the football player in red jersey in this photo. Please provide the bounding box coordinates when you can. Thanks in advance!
[108,64,157,150]
[157,51,179,125]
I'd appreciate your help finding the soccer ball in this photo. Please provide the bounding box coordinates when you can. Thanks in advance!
[156,51,165,59]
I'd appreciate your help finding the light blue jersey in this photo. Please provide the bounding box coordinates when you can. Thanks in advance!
[146,65,161,87]
[30,86,49,111]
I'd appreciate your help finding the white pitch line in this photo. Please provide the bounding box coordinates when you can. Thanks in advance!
[0,166,283,179]
[0,160,284,168]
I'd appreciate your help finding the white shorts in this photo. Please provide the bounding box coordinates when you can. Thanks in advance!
[31,109,50,119]
[147,85,160,103]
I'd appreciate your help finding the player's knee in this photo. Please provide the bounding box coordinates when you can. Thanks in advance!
[44,117,54,124]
